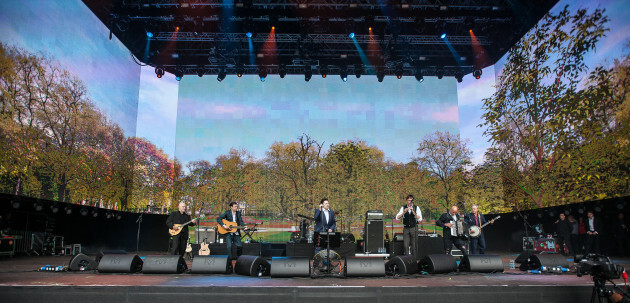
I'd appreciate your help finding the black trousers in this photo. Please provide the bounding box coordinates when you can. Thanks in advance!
[403,225,418,260]
[170,233,188,256]
[444,235,467,255]
[556,235,572,255]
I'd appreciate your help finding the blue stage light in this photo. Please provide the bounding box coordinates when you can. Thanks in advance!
[146,31,153,38]
[246,32,252,38]
[349,32,355,39]
[440,33,446,39]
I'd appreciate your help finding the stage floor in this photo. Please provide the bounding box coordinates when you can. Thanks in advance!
[1,252,628,303]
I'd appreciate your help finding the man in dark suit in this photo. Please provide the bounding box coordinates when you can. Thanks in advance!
[166,202,196,256]
[585,210,603,255]
[554,213,572,255]
[217,202,245,260]
[314,198,336,233]
[436,205,467,255]
[466,204,487,254]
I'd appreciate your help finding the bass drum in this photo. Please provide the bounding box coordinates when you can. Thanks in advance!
[469,226,481,238]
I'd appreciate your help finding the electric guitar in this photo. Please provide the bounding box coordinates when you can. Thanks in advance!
[469,215,501,238]
[217,219,248,235]
[169,214,205,236]
[198,242,210,255]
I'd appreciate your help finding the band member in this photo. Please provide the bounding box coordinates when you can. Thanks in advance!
[436,206,467,256]
[166,202,196,256]
[466,204,488,254]
[217,202,245,260]
[584,210,602,255]
[395,194,423,260]
[314,198,336,232]
[554,213,572,256]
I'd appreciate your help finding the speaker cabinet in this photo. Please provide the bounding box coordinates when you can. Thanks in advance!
[459,255,504,273]
[142,255,187,274]
[515,249,540,264]
[69,253,98,271]
[98,254,143,273]
[364,220,384,253]
[527,253,570,270]
[390,241,404,256]
[419,254,457,274]
[197,228,216,244]
[234,255,270,276]
[386,254,418,275]
[345,257,386,277]
[270,257,311,277]
[191,255,232,274]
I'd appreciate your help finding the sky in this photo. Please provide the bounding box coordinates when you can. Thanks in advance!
[0,0,141,137]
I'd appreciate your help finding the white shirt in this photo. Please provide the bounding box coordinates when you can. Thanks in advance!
[396,205,423,222]
[323,209,329,224]
[588,217,595,232]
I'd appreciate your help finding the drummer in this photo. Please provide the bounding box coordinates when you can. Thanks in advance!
[465,204,490,254]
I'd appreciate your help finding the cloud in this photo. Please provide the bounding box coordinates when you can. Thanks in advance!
[430,105,459,123]
[456,75,496,107]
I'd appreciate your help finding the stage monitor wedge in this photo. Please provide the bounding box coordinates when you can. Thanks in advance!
[142,255,187,274]
[459,255,504,273]
[97,254,143,273]
[191,255,232,274]
[270,257,311,278]
[527,253,570,270]
[235,255,270,276]
[345,257,386,277]
[420,254,457,274]
[69,253,98,271]
[385,254,418,275]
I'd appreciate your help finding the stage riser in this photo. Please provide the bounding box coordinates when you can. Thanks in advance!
[1,286,595,303]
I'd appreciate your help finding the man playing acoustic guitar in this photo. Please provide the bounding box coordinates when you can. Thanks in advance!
[217,202,247,260]
[166,202,197,256]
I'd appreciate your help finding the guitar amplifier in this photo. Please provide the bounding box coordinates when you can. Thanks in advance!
[366,210,384,220]
[534,238,558,253]
[197,227,216,244]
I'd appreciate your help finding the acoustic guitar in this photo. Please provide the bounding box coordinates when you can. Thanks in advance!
[217,219,248,235]
[198,242,210,256]
[169,214,205,236]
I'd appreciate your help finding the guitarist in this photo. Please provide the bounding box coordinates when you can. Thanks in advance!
[166,202,196,256]
[217,202,245,260]
[466,204,490,254]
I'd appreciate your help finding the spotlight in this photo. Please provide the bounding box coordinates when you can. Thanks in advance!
[155,66,164,78]
[279,65,286,78]
[414,70,424,82]
[217,69,226,82]
[395,67,403,79]
[80,208,89,216]
[355,64,362,78]
[246,32,253,38]
[236,65,244,77]
[340,70,348,82]
[377,70,385,82]
[65,205,73,215]
[34,201,44,212]
[92,210,99,218]
[11,199,20,209]
[116,213,122,220]
[305,69,312,82]
[440,33,446,39]
[349,32,355,39]
[197,67,204,77]
[455,71,463,83]
[473,69,482,79]
[320,66,328,78]
[51,204,60,214]
[106,212,113,219]
[258,69,267,82]
[436,68,444,79]
[146,31,153,38]
[174,70,183,81]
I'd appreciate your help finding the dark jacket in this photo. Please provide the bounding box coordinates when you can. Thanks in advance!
[314,209,336,232]
[466,212,487,227]
[436,212,461,238]
[586,217,603,234]
[166,211,194,236]
[555,219,572,236]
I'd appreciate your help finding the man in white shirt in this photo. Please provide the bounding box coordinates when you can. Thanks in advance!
[314,198,336,233]
[396,195,423,260]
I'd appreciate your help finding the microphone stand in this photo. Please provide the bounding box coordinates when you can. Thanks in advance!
[136,213,143,254]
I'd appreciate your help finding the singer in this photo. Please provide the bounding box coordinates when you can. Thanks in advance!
[395,194,423,260]
[314,198,336,233]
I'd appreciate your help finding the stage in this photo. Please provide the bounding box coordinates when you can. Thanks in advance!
[1,252,627,303]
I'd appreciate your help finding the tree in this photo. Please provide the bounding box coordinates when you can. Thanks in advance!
[481,6,610,208]
[414,131,472,206]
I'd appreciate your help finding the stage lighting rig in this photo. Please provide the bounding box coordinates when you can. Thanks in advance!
[34,201,44,212]
[65,205,73,215]
[320,66,328,78]
[415,69,424,82]
[174,69,184,81]
[436,68,444,80]
[340,69,348,82]
[279,65,286,78]
[377,70,385,82]
[304,69,312,82]
[258,69,267,82]
[236,65,244,78]
[80,208,89,216]
[355,64,362,78]
[196,67,204,77]
[395,66,403,79]
[51,204,60,214]
[11,199,21,209]
[455,71,463,83]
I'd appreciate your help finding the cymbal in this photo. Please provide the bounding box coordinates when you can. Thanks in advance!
[297,214,314,220]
